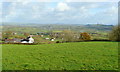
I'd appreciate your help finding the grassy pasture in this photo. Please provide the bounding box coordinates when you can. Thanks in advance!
[2,42,118,70]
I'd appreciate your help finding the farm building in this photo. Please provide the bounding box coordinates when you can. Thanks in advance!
[4,35,34,43]
[5,38,21,43]
[21,35,34,43]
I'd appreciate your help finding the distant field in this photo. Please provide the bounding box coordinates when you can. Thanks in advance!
[2,42,118,70]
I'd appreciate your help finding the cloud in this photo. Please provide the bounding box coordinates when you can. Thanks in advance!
[0,3,2,22]
[2,2,118,25]
[1,0,119,2]
[56,2,70,11]
[65,0,119,2]
[0,3,2,15]
[2,2,46,21]
[83,5,118,25]
[79,6,88,12]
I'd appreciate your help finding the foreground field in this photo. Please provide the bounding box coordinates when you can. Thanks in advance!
[2,42,118,70]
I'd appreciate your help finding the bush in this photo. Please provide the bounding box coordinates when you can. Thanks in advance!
[80,32,91,41]
[109,25,120,41]
[56,41,60,43]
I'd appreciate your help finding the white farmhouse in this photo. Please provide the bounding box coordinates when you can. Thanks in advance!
[21,35,34,43]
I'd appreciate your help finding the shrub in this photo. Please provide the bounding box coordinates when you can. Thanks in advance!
[80,32,91,41]
[56,41,60,43]
[109,25,120,41]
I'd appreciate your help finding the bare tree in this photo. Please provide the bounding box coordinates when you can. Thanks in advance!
[61,30,80,42]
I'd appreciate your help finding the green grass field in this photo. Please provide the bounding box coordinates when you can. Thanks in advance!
[2,42,118,70]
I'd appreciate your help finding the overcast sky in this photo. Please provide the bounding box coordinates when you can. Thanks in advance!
[0,1,119,25]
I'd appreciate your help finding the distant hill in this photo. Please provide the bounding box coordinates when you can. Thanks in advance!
[1,23,114,33]
[84,24,113,31]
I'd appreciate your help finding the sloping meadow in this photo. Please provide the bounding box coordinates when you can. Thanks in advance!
[2,42,118,70]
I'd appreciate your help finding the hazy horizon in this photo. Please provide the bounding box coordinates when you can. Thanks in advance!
[1,22,116,25]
